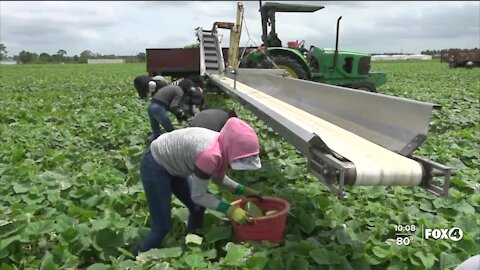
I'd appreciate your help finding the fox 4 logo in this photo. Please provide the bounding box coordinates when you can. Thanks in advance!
[424,227,463,241]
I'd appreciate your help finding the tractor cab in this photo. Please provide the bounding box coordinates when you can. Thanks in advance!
[260,2,324,50]
[240,1,387,92]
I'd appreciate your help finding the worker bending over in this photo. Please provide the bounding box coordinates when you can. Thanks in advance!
[137,118,263,253]
[190,108,238,132]
[147,80,193,141]
[134,75,168,99]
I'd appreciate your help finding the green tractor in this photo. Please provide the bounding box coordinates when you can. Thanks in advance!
[239,2,386,92]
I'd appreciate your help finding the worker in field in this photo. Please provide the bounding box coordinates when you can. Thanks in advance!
[171,75,204,89]
[455,254,480,270]
[134,75,168,99]
[165,108,239,230]
[181,84,206,117]
[190,108,238,132]
[151,75,169,94]
[171,75,206,116]
[448,56,456,69]
[147,78,196,141]
[135,117,263,253]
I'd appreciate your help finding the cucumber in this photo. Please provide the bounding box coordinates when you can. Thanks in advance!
[265,210,279,216]
[245,201,264,218]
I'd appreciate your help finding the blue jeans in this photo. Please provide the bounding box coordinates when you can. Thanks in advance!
[139,149,205,252]
[148,102,175,140]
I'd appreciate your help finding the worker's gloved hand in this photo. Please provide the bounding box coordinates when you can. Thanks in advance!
[175,111,188,123]
[244,187,263,200]
[226,205,253,225]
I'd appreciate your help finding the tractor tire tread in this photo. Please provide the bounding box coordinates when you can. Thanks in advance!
[265,55,308,80]
[350,81,377,93]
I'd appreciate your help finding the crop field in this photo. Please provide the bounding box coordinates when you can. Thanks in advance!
[0,61,479,269]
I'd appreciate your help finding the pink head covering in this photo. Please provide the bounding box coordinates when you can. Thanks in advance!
[195,118,260,177]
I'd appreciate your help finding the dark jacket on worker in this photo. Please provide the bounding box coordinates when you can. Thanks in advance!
[134,75,151,99]
[151,85,185,116]
[151,76,168,94]
[177,78,195,93]
[182,87,206,115]
[190,109,237,132]
[134,75,168,99]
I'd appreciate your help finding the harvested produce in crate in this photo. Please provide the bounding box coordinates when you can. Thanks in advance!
[265,210,279,216]
[245,201,264,218]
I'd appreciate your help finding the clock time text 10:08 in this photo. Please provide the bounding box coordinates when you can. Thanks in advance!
[395,224,416,233]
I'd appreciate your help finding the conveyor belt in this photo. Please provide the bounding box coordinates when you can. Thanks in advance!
[197,28,226,76]
[195,19,451,198]
[212,74,424,186]
[223,70,435,156]
[207,71,452,198]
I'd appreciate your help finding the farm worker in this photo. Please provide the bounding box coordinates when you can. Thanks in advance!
[173,77,206,117]
[188,74,205,89]
[181,85,206,117]
[448,56,456,69]
[190,108,238,132]
[137,117,263,253]
[147,81,194,141]
[151,75,168,95]
[172,75,204,89]
[455,254,480,270]
[169,108,239,228]
[134,75,151,99]
[134,75,168,99]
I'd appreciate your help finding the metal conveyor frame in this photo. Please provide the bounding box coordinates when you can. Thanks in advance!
[207,70,453,198]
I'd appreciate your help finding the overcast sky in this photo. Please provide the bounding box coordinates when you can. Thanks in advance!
[1,1,479,56]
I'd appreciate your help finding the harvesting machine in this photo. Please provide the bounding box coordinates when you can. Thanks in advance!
[192,1,453,198]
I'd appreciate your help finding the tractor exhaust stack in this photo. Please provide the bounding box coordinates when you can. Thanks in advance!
[332,16,342,71]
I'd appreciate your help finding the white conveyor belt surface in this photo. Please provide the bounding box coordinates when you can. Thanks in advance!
[213,75,424,186]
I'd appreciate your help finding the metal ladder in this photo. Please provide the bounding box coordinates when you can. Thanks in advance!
[196,27,226,76]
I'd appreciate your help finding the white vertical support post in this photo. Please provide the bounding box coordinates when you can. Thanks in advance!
[197,27,206,76]
[213,27,226,75]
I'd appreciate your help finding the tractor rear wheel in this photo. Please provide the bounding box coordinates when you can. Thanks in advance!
[264,55,308,80]
[350,81,377,93]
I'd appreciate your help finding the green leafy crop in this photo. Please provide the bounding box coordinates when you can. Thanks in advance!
[0,61,478,269]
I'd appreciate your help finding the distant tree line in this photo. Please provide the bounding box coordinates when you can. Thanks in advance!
[3,43,477,64]
[420,48,479,55]
[0,44,146,64]
[371,48,479,56]
[184,43,200,48]
[371,52,414,56]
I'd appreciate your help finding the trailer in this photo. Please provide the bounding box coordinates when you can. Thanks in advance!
[440,50,480,68]
[146,46,253,79]
[146,47,226,79]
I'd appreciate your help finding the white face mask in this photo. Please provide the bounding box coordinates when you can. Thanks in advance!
[230,155,262,170]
